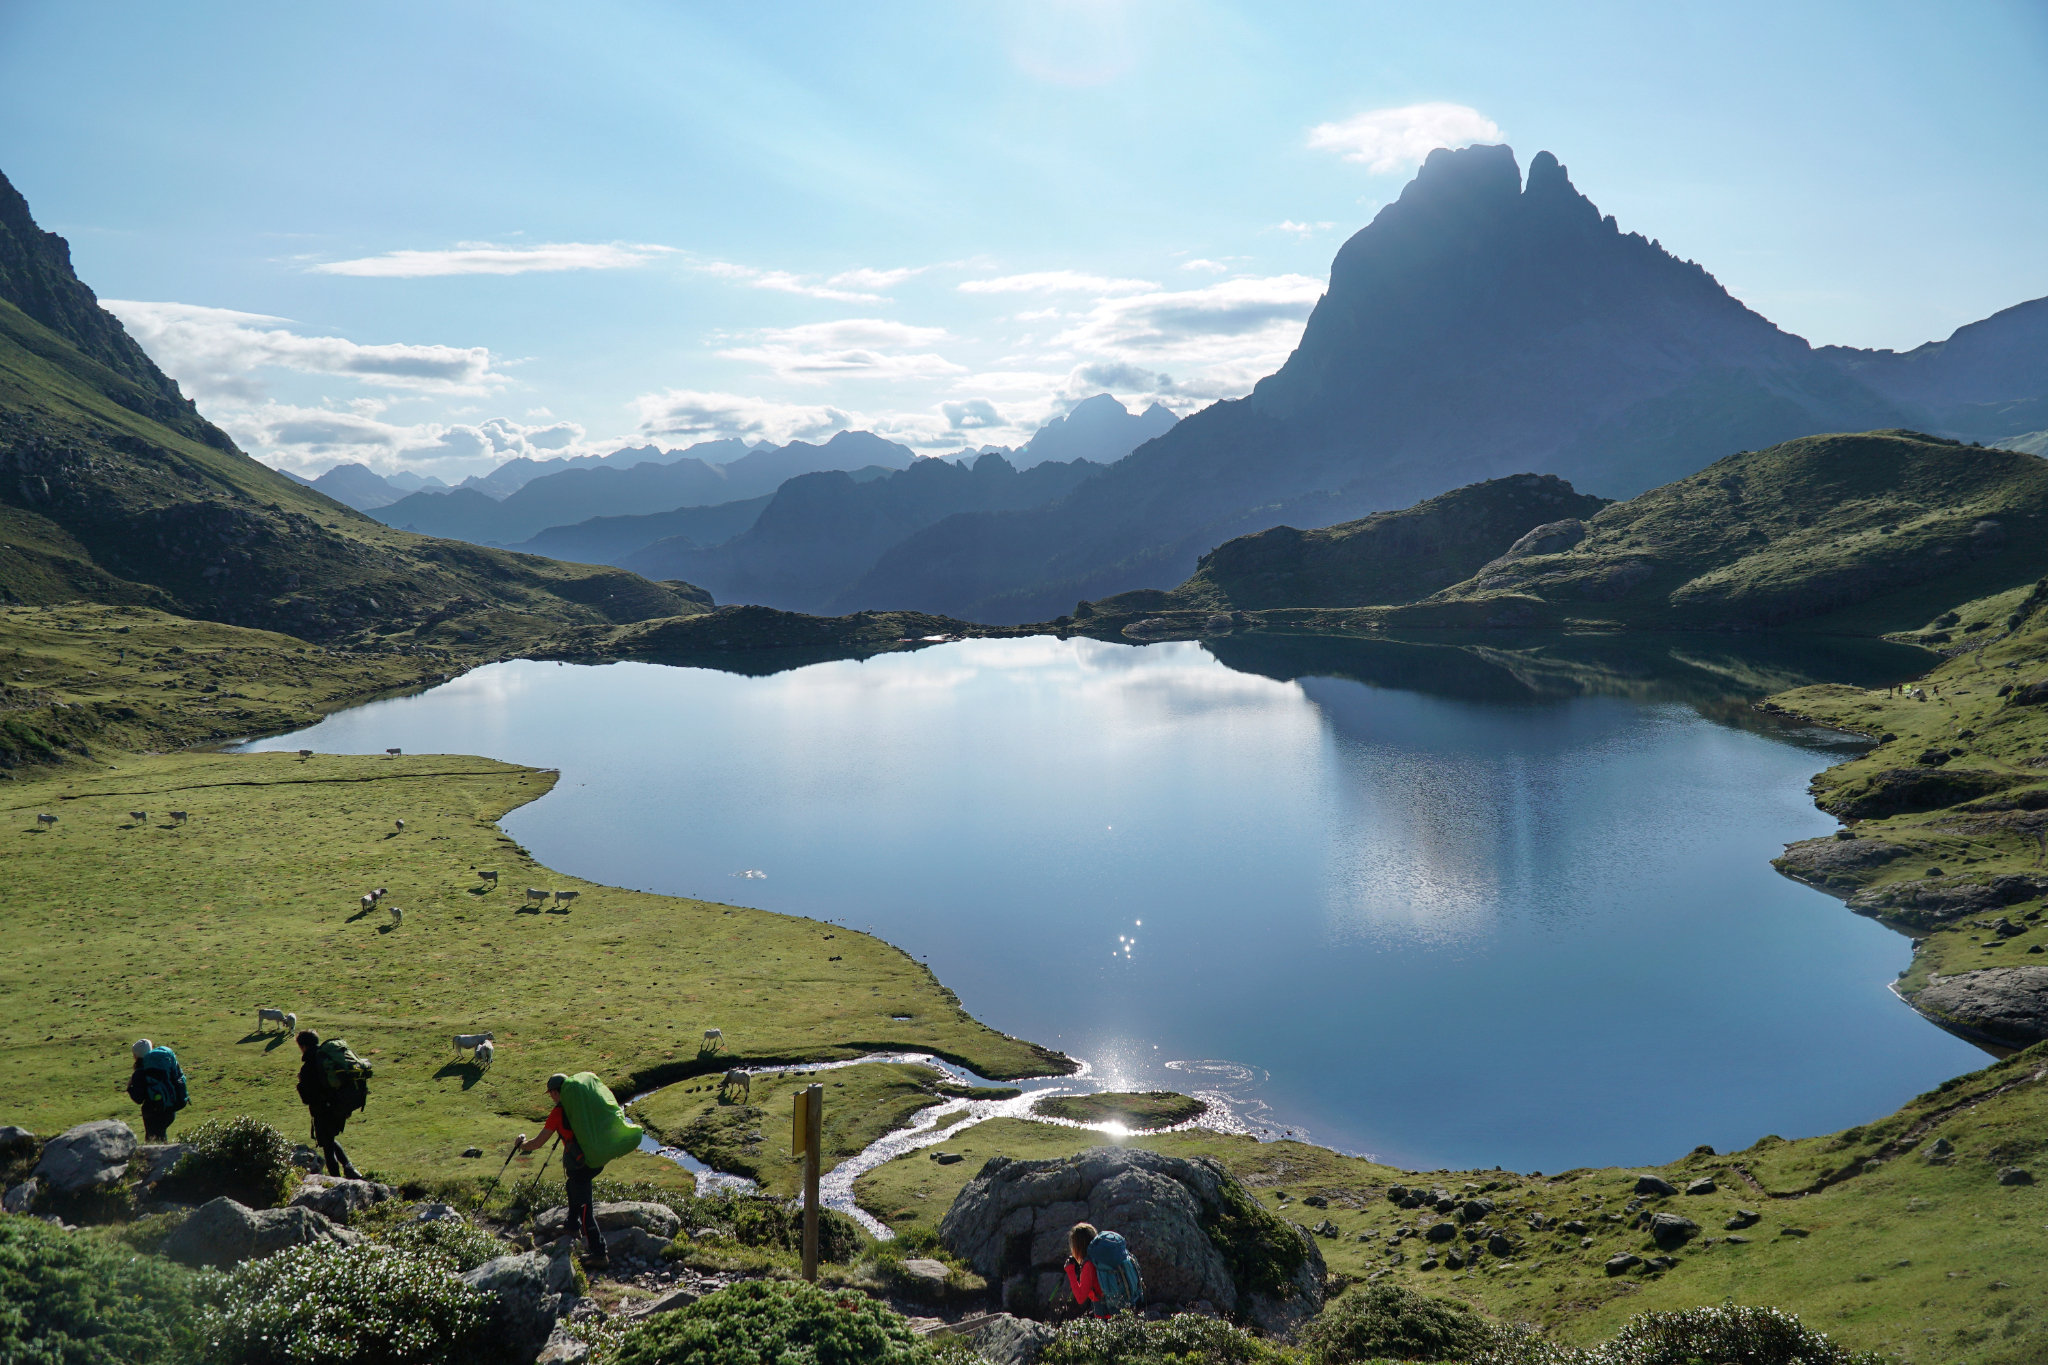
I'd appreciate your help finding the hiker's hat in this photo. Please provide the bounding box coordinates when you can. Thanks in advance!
[133,1039,152,1058]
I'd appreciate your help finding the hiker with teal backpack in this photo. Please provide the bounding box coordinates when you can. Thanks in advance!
[1064,1222,1143,1318]
[514,1071,644,1265]
[126,1039,188,1142]
[295,1029,371,1180]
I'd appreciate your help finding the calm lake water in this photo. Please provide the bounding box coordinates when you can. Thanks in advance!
[245,634,1983,1172]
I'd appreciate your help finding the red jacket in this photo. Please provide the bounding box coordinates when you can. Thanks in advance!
[1065,1258,1105,1315]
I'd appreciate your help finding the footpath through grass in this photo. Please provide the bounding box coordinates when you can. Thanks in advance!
[0,750,1066,1184]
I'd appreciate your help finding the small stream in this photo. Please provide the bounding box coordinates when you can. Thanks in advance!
[630,1052,1291,1238]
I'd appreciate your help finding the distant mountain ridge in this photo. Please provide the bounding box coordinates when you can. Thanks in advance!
[840,145,2048,624]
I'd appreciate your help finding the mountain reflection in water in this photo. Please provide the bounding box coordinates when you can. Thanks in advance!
[244,631,1978,1171]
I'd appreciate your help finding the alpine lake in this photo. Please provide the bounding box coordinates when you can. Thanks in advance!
[241,630,1985,1175]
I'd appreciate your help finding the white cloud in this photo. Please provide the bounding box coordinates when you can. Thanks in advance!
[942,398,1005,431]
[106,300,504,400]
[311,242,674,277]
[717,318,966,383]
[1049,274,1325,408]
[631,389,855,444]
[695,261,924,302]
[1307,102,1501,174]
[228,403,592,477]
[1180,258,1230,273]
[828,266,925,291]
[1272,220,1337,237]
[958,270,1158,295]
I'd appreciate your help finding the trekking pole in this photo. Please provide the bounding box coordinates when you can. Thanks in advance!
[478,1136,523,1207]
[516,1135,559,1218]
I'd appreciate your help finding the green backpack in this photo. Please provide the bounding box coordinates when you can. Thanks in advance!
[141,1046,189,1111]
[556,1072,643,1169]
[317,1039,374,1113]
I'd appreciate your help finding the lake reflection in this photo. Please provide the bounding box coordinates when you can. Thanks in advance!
[245,635,1981,1171]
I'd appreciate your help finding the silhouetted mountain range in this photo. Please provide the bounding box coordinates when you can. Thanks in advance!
[845,145,2048,623]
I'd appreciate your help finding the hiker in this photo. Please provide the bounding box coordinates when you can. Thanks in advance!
[1064,1221,1143,1318]
[295,1029,371,1179]
[126,1039,188,1142]
[514,1071,645,1264]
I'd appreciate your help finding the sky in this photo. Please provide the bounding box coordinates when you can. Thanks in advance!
[3,1,2046,481]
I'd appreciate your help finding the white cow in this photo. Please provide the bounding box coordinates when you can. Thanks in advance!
[256,1007,297,1034]
[701,1027,724,1051]
[386,904,403,927]
[526,887,549,906]
[553,890,579,908]
[35,813,56,828]
[453,1031,494,1056]
[477,870,499,886]
[168,811,189,825]
[473,1039,494,1069]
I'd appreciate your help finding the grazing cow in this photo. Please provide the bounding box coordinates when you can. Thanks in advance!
[473,1038,494,1070]
[297,749,313,759]
[453,1031,494,1056]
[553,890,579,908]
[394,819,405,831]
[128,811,148,824]
[526,887,548,906]
[720,1068,751,1101]
[477,870,499,886]
[387,904,403,927]
[372,887,388,901]
[169,811,189,825]
[701,1027,724,1051]
[385,747,402,757]
[35,813,56,828]
[256,1007,297,1034]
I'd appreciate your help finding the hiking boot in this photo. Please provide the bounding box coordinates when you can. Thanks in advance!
[340,1163,363,1181]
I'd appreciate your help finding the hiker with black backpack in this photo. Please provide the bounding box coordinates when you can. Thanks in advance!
[295,1029,372,1179]
[126,1039,189,1142]
[1064,1221,1143,1319]
[512,1071,644,1265]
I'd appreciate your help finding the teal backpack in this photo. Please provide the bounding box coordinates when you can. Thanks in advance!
[1088,1230,1143,1312]
[142,1046,189,1111]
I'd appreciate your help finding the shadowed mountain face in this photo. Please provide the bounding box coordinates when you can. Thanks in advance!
[0,168,705,642]
[840,146,2048,624]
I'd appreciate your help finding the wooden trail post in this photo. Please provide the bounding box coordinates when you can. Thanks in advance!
[793,1082,824,1280]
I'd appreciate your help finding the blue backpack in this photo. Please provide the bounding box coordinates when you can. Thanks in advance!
[1088,1230,1143,1312]
[142,1046,189,1111]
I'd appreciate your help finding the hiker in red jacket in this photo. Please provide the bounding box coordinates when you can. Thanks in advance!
[515,1072,606,1262]
[1065,1223,1109,1317]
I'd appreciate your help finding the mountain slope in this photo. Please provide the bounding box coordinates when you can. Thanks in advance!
[848,146,2048,624]
[1014,393,1177,468]
[0,168,706,646]
[504,492,774,566]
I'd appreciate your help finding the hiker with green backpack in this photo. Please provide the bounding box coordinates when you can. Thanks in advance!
[513,1071,644,1264]
[1064,1222,1144,1319]
[126,1039,189,1142]
[295,1029,372,1180]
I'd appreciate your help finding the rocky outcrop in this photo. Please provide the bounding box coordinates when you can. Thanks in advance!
[161,1196,361,1268]
[1912,968,2048,1047]
[962,1313,1058,1365]
[534,1200,680,1243]
[939,1146,1326,1337]
[289,1175,396,1225]
[0,1126,35,1160]
[460,1239,580,1362]
[1821,767,2032,821]
[1848,874,2048,930]
[1774,834,1910,890]
[32,1120,135,1194]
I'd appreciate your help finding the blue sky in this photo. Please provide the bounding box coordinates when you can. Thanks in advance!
[4,1,2045,478]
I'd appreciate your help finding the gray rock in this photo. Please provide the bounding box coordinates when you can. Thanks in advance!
[290,1176,395,1225]
[1684,1177,1717,1196]
[1913,968,2048,1046]
[461,1239,580,1361]
[1311,1220,1339,1238]
[32,1121,136,1194]
[606,1226,674,1264]
[631,1285,700,1319]
[965,1313,1057,1365]
[1459,1198,1494,1222]
[1300,1194,1328,1208]
[932,1151,965,1165]
[1929,1137,1955,1158]
[1562,1220,1589,1235]
[901,1257,950,1286]
[135,1144,188,1188]
[1775,835,1907,889]
[535,1200,682,1242]
[1443,1248,1465,1270]
[290,1145,323,1172]
[1633,1175,1678,1197]
[462,1147,485,1159]
[939,1146,1325,1336]
[1606,1253,1642,1276]
[1724,1209,1759,1229]
[1425,1221,1458,1243]
[536,1325,590,1365]
[1998,1167,2034,1186]
[1649,1213,1699,1250]
[0,1126,36,1158]
[414,1202,465,1223]
[1725,1235,1751,1244]
[2,1179,37,1214]
[161,1196,361,1268]
[1486,1232,1515,1257]
[1646,1255,1677,1271]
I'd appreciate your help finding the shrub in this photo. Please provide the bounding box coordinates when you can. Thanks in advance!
[161,1117,298,1209]
[0,1215,203,1365]
[1302,1282,1492,1363]
[688,1192,866,1264]
[1598,1306,1884,1365]
[611,1280,937,1365]
[380,1216,510,1273]
[1202,1175,1310,1298]
[1040,1312,1293,1365]
[200,1241,494,1365]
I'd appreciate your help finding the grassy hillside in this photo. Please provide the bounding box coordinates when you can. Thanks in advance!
[1087,473,1609,615]
[0,749,1067,1182]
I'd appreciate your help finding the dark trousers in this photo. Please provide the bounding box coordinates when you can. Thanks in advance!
[140,1101,175,1144]
[565,1160,604,1254]
[311,1109,358,1178]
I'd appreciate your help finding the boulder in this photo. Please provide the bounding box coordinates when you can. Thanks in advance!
[460,1238,580,1362]
[1684,1177,1716,1195]
[290,1175,396,1225]
[1562,1220,1589,1235]
[939,1146,1325,1336]
[1459,1198,1494,1222]
[1311,1220,1339,1238]
[900,1257,951,1287]
[1724,1209,1759,1229]
[1633,1175,1678,1197]
[1648,1213,1699,1250]
[605,1226,675,1265]
[135,1144,189,1189]
[161,1196,360,1269]
[2,1179,37,1213]
[0,1126,35,1159]
[964,1313,1057,1365]
[32,1120,135,1194]
[1606,1253,1642,1276]
[535,1200,681,1242]
[1424,1221,1458,1243]
[1486,1232,1515,1257]
[1998,1167,2034,1186]
[1913,968,2048,1046]
[536,1326,590,1365]
[413,1202,465,1223]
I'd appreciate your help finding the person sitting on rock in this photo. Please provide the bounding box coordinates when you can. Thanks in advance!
[125,1039,188,1143]
[513,1073,607,1265]
[1065,1221,1143,1318]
